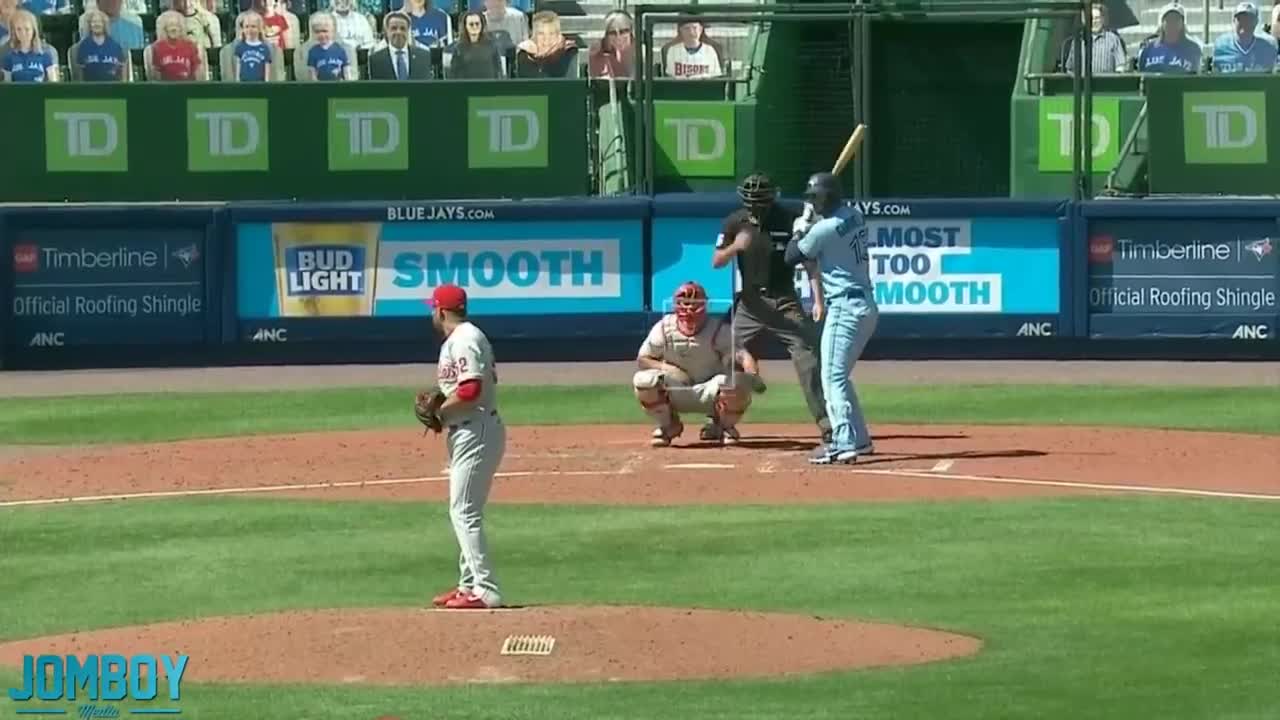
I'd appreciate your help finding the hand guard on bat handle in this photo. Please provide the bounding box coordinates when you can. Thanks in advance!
[414,388,446,434]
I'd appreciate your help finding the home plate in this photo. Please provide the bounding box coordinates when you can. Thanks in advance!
[664,463,736,470]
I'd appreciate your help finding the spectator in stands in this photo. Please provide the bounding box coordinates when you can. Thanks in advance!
[1063,4,1127,72]
[402,0,451,48]
[368,10,431,78]
[662,13,724,78]
[482,0,526,54]
[75,8,128,79]
[332,0,376,49]
[1212,1,1278,71]
[1,0,21,45]
[82,0,148,18]
[232,10,272,79]
[149,10,203,79]
[80,0,145,51]
[316,0,384,21]
[1,9,59,80]
[588,9,633,78]
[467,0,527,13]
[515,9,576,77]
[254,0,293,48]
[449,10,501,77]
[21,0,69,17]
[174,0,222,49]
[306,12,352,79]
[1137,3,1202,73]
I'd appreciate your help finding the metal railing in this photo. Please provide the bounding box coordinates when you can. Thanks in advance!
[632,1,1094,198]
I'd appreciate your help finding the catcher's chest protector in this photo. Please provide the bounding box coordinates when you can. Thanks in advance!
[662,315,727,383]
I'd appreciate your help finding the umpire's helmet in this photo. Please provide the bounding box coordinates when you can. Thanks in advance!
[737,172,777,209]
[804,172,843,216]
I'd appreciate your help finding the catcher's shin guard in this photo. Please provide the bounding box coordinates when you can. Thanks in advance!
[640,393,682,446]
[711,387,751,444]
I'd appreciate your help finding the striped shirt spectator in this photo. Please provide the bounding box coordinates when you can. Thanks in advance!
[1063,5,1128,72]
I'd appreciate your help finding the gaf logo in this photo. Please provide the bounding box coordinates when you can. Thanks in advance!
[29,332,66,347]
[251,328,288,342]
[13,244,39,272]
[1231,324,1269,340]
[1017,322,1054,337]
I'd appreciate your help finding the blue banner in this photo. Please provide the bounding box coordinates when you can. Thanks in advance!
[1086,218,1278,340]
[650,197,1066,338]
[236,219,646,318]
[8,228,207,347]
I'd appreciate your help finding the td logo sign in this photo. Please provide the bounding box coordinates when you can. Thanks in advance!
[328,97,409,171]
[44,99,128,172]
[654,101,735,177]
[468,95,548,168]
[1037,97,1120,173]
[188,98,269,172]
[1183,91,1267,165]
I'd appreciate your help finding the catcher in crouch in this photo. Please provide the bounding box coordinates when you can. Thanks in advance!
[634,281,767,447]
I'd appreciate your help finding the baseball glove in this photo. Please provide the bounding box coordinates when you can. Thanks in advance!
[414,387,446,434]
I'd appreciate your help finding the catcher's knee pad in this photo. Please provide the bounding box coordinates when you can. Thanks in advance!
[633,368,666,391]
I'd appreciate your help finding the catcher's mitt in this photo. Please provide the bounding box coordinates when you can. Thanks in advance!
[414,387,446,434]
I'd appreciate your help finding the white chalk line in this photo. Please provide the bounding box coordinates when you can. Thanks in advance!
[931,459,955,472]
[850,467,1280,501]
[4,459,1274,508]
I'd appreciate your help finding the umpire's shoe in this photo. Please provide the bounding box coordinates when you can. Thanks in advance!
[699,420,740,446]
[809,445,858,465]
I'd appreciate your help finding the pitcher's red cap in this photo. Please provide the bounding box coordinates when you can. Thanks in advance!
[424,284,467,311]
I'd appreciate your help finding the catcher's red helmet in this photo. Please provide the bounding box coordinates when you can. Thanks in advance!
[673,281,708,333]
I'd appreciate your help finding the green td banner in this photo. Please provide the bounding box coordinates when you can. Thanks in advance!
[654,101,735,178]
[467,95,549,169]
[1037,96,1121,173]
[187,98,269,172]
[327,97,409,171]
[1145,76,1279,194]
[44,98,129,172]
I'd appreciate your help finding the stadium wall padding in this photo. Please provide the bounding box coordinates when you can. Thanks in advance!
[1,197,1277,369]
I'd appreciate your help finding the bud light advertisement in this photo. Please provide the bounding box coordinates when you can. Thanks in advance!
[7,228,208,348]
[1087,218,1279,340]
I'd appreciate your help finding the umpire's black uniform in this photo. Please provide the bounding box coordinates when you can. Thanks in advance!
[715,172,831,441]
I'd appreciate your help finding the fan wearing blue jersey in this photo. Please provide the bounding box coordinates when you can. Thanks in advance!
[2,9,59,82]
[76,9,128,80]
[1211,2,1278,72]
[1136,3,1202,73]
[307,12,351,80]
[233,10,272,80]
[784,172,879,465]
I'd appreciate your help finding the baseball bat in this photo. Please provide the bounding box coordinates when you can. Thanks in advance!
[831,124,867,176]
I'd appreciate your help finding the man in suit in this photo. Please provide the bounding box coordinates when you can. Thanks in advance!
[369,10,433,78]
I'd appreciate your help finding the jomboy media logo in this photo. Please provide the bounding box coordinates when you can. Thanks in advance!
[7,653,188,716]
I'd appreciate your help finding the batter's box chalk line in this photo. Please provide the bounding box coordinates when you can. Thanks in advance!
[500,634,556,656]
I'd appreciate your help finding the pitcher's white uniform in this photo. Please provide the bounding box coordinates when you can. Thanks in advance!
[437,321,505,607]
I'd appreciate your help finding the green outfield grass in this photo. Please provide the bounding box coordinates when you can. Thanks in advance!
[2,384,1278,444]
[1,497,1278,719]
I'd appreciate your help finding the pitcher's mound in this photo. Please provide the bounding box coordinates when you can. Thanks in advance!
[0,606,981,686]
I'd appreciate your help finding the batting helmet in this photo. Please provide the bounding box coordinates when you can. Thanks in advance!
[804,172,843,216]
[673,281,708,334]
[737,172,777,208]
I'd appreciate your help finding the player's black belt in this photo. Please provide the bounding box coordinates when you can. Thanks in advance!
[448,409,499,431]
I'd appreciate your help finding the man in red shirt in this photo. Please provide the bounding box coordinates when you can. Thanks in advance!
[151,9,202,79]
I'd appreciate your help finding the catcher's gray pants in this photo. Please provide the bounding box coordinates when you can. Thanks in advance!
[444,408,505,605]
[734,292,830,433]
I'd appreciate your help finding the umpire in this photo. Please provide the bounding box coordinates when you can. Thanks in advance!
[712,171,832,443]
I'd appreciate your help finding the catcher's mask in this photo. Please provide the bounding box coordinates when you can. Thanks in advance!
[673,281,709,335]
[737,172,777,217]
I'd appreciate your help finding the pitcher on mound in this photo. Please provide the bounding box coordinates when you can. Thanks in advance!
[632,281,766,447]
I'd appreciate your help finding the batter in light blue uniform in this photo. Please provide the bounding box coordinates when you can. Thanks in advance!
[784,172,879,465]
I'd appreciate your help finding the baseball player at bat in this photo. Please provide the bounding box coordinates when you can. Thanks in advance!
[633,281,766,447]
[784,173,879,465]
[418,283,507,610]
